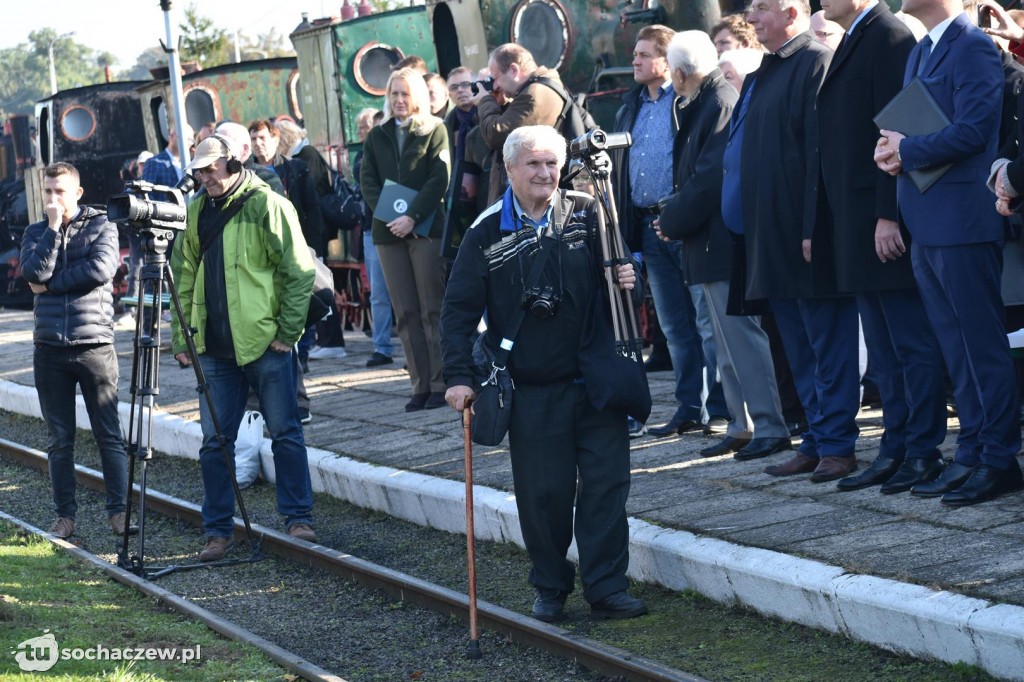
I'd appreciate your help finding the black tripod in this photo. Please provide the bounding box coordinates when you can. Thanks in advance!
[116,226,263,578]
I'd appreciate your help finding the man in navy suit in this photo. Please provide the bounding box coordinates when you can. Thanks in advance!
[816,0,947,495]
[875,0,1023,506]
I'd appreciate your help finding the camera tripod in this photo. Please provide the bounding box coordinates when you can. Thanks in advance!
[570,136,644,358]
[116,227,263,579]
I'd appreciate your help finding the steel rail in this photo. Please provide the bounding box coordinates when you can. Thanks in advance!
[0,437,707,682]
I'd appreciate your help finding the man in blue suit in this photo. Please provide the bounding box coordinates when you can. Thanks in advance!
[875,0,1023,506]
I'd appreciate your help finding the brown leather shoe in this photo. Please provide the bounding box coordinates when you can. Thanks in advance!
[48,517,75,539]
[764,453,818,477]
[199,536,232,562]
[287,523,318,543]
[810,455,858,483]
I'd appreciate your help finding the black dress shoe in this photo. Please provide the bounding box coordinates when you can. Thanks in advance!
[532,588,569,622]
[836,456,901,492]
[648,418,701,438]
[879,458,944,495]
[700,435,751,457]
[910,461,976,497]
[787,420,809,437]
[941,463,1024,507]
[733,436,792,461]
[589,591,648,620]
[405,393,429,412]
[703,416,730,435]
[643,351,673,373]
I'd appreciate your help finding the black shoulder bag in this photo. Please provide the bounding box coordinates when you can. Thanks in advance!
[471,233,555,446]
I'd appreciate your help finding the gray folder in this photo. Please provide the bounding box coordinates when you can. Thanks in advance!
[373,179,435,237]
[873,77,952,193]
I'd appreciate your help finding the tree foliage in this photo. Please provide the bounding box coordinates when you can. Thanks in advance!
[119,46,168,82]
[179,2,229,66]
[0,29,109,119]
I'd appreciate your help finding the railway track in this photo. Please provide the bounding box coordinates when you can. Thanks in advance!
[0,437,706,682]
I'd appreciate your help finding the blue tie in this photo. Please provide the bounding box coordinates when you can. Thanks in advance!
[916,36,933,77]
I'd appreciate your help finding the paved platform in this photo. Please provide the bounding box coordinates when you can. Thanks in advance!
[1,308,1022,679]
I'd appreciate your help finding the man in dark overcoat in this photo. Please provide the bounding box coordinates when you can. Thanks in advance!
[877,0,1022,506]
[656,30,791,461]
[815,0,947,494]
[723,0,860,482]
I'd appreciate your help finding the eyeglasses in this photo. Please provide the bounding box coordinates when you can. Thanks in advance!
[448,82,474,92]
[192,164,218,178]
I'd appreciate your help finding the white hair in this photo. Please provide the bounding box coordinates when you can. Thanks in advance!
[666,30,720,79]
[718,48,764,78]
[503,125,566,169]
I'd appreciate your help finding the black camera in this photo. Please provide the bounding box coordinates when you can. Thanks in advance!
[472,77,494,95]
[522,285,560,319]
[108,175,196,232]
[569,128,632,159]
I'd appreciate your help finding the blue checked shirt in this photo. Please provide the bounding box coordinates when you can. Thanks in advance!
[629,81,676,209]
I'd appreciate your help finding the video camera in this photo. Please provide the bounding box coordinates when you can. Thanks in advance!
[568,129,631,159]
[472,77,494,96]
[107,175,196,232]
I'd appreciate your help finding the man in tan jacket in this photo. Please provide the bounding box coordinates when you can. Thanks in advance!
[473,44,567,203]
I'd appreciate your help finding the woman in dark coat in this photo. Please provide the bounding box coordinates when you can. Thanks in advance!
[361,67,451,410]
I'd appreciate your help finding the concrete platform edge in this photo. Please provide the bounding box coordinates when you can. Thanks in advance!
[2,378,1020,680]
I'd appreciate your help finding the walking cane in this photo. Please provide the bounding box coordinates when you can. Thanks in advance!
[463,403,482,659]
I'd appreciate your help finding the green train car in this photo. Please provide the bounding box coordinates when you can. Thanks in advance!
[291,0,726,163]
[137,57,301,155]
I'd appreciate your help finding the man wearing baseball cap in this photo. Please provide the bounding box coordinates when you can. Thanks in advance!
[171,131,318,561]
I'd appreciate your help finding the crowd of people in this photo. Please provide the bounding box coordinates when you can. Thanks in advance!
[21,0,1024,622]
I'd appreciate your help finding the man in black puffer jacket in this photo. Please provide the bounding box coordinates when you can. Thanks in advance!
[20,162,129,540]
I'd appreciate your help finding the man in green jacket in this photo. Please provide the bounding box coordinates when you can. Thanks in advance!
[171,133,317,562]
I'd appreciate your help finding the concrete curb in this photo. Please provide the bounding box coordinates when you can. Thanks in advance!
[2,377,1021,680]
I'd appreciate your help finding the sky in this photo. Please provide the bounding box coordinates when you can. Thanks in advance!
[1,1,336,70]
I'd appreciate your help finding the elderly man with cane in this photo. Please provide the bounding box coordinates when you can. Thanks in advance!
[440,125,648,623]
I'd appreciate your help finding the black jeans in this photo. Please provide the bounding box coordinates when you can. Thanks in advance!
[34,343,128,519]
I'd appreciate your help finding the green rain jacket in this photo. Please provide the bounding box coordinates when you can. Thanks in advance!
[171,171,315,365]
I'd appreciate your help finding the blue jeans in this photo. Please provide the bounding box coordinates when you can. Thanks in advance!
[363,231,394,357]
[198,348,313,536]
[641,223,726,422]
[34,343,128,519]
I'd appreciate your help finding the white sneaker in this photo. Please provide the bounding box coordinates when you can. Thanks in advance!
[115,313,135,328]
[307,345,347,360]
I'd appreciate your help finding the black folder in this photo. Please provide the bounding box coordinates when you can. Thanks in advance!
[373,180,435,237]
[873,77,952,193]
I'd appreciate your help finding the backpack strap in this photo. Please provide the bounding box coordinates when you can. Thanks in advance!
[198,188,260,262]
[526,75,573,131]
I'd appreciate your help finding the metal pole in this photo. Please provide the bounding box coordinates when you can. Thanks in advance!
[160,0,192,171]
[47,32,74,96]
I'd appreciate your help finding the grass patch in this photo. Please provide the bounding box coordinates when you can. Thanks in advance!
[0,521,288,681]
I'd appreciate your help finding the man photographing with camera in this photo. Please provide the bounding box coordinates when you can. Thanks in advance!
[170,132,318,562]
[440,125,647,623]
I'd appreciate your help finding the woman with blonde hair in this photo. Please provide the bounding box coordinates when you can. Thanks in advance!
[361,67,451,410]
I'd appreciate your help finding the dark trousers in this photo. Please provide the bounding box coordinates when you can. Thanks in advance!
[912,242,1021,468]
[770,297,860,458]
[857,288,946,461]
[508,382,630,604]
[34,343,128,519]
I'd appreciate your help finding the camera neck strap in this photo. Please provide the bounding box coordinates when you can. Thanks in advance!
[198,188,259,263]
[493,233,556,368]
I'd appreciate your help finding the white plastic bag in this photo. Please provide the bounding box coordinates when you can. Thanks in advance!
[234,410,264,489]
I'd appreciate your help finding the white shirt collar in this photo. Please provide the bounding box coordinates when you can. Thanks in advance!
[847,1,879,36]
[927,12,961,48]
